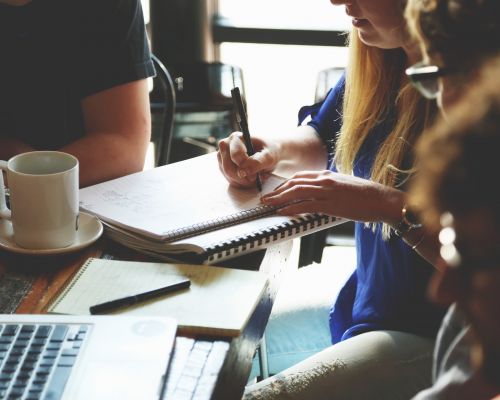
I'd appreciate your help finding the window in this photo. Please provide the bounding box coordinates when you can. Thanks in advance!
[141,0,149,24]
[217,1,350,136]
[218,0,349,31]
[220,44,347,135]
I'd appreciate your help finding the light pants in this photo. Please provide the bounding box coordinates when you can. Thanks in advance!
[243,330,434,400]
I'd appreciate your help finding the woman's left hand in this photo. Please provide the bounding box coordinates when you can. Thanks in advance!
[261,170,404,224]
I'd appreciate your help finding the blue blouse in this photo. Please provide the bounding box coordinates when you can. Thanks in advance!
[299,75,442,344]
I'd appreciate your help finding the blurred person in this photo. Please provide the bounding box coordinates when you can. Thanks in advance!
[404,0,500,398]
[409,58,500,399]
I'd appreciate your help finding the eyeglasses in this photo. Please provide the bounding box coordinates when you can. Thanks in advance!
[405,61,454,100]
[439,212,500,272]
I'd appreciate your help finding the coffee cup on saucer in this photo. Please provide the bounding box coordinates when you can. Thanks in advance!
[0,151,79,250]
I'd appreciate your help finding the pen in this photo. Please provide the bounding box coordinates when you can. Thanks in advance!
[89,279,191,315]
[230,87,263,191]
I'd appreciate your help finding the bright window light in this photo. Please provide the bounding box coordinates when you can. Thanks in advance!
[219,1,350,137]
[220,43,348,137]
[141,0,149,25]
[218,0,350,30]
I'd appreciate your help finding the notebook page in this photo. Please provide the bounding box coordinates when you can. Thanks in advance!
[48,258,188,314]
[49,258,268,336]
[79,153,284,240]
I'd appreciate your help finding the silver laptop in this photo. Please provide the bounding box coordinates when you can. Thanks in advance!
[0,314,176,400]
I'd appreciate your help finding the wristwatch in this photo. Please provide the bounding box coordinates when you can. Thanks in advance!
[394,205,422,237]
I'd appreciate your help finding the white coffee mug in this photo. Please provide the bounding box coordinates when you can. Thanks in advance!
[0,151,79,250]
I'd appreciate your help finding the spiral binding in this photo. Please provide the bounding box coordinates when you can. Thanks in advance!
[205,213,337,263]
[46,258,94,313]
[160,204,278,243]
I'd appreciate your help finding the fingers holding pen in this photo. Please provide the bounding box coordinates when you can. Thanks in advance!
[218,133,266,188]
[217,138,243,187]
[227,132,251,165]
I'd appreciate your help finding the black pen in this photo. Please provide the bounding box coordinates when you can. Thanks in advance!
[89,279,191,315]
[230,87,263,191]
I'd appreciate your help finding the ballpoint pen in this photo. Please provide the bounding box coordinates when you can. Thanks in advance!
[89,279,191,314]
[230,87,263,191]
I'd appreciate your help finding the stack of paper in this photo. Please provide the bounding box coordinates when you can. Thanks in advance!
[79,153,344,264]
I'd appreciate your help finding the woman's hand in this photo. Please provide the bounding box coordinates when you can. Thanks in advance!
[217,131,280,189]
[261,170,404,224]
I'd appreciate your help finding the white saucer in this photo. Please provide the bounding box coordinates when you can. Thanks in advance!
[0,212,103,255]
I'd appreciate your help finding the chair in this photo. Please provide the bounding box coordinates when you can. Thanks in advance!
[298,66,353,267]
[150,54,176,166]
[169,62,244,163]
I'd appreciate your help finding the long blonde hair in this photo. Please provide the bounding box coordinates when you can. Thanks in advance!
[334,31,435,237]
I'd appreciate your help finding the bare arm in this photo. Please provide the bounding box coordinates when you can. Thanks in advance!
[0,137,34,160]
[61,79,151,187]
[273,125,329,174]
[261,169,442,267]
[1,80,150,187]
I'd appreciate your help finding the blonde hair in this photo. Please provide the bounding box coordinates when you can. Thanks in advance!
[334,31,434,238]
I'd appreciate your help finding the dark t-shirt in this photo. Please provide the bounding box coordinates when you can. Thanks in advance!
[0,0,154,149]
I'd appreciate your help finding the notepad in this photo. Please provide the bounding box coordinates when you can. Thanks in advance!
[47,258,268,337]
[79,153,345,263]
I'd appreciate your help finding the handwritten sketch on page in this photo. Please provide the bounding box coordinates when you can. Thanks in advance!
[80,153,284,240]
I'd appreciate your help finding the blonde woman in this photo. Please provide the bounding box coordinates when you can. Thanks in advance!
[218,1,442,398]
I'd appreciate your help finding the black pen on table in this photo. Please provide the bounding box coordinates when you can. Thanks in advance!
[230,87,263,191]
[89,279,191,315]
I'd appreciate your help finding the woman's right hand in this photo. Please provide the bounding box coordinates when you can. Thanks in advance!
[217,131,280,188]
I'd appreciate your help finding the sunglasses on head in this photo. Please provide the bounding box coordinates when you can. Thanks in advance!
[405,62,455,100]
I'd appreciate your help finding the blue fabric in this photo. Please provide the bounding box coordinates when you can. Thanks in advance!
[299,74,442,345]
[298,77,344,170]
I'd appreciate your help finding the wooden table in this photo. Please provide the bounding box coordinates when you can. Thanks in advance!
[0,237,298,399]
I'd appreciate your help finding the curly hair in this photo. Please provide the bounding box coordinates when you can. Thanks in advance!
[410,58,500,229]
[406,0,500,72]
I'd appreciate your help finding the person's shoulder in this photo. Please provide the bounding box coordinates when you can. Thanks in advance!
[323,73,346,107]
[64,0,139,21]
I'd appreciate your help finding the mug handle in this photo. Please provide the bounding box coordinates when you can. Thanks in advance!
[0,160,12,220]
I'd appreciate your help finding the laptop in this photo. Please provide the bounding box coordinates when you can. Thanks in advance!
[0,314,177,400]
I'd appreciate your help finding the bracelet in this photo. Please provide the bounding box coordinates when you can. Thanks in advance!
[411,234,425,251]
[394,204,423,237]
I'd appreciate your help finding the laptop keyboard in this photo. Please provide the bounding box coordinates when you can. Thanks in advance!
[0,323,89,400]
[164,337,230,400]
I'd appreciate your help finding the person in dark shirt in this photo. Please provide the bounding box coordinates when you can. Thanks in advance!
[0,0,154,187]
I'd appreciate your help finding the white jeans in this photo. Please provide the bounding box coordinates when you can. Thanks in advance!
[243,330,434,400]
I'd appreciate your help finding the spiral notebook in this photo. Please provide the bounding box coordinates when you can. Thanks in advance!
[79,153,344,264]
[47,258,268,337]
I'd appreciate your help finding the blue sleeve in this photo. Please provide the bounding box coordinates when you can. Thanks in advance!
[297,74,345,169]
